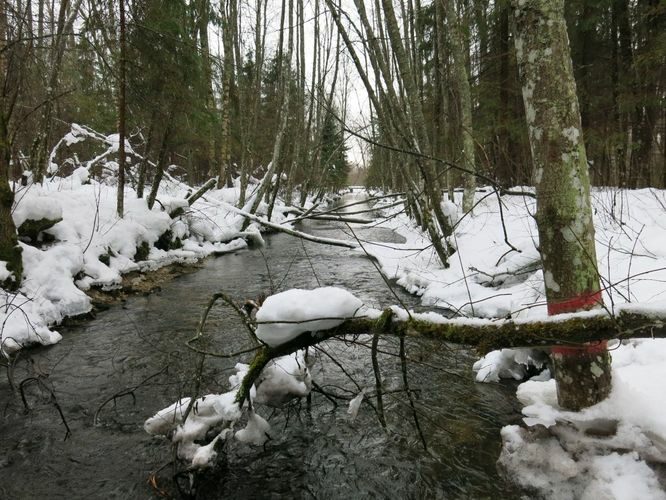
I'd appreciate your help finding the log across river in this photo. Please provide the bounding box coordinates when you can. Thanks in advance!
[0,194,524,498]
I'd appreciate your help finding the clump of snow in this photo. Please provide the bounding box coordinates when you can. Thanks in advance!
[255,287,364,347]
[144,390,241,463]
[12,195,63,228]
[191,429,232,468]
[0,261,10,282]
[473,348,548,383]
[253,350,312,406]
[146,350,314,466]
[347,391,365,420]
[235,411,271,446]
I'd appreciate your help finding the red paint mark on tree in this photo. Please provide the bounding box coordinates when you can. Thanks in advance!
[547,290,602,315]
[552,341,608,355]
[548,290,606,355]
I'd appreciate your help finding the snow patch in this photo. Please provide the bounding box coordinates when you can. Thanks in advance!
[255,287,364,347]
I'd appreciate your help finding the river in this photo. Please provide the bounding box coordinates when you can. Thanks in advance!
[0,194,523,499]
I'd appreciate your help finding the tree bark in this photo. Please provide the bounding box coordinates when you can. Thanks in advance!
[512,0,611,410]
[219,0,235,189]
[116,0,127,218]
[240,0,293,230]
[444,0,477,214]
[0,1,22,290]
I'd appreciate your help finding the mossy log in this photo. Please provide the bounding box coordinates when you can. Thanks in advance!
[17,217,62,244]
[234,308,666,406]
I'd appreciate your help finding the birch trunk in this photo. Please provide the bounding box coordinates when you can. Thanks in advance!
[512,0,611,410]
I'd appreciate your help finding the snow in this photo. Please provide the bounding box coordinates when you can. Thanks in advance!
[235,411,271,446]
[252,350,313,405]
[255,287,364,346]
[499,426,666,500]
[1,134,280,354]
[472,348,548,383]
[145,355,309,466]
[0,262,10,282]
[347,391,365,420]
[5,130,666,491]
[12,194,63,228]
[366,188,666,497]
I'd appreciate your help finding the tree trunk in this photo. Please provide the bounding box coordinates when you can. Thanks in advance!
[512,0,611,411]
[219,0,235,189]
[240,0,293,231]
[0,2,22,289]
[147,121,173,210]
[116,0,126,218]
[445,0,476,214]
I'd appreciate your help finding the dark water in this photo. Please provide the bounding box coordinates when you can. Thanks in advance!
[0,195,523,499]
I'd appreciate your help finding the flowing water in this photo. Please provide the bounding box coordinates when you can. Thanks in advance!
[0,194,523,499]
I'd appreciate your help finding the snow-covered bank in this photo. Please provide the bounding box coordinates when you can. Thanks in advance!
[366,188,666,498]
[0,168,292,355]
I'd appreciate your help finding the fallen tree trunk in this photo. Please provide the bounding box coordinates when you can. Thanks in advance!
[233,306,666,406]
[300,214,375,224]
[202,196,359,249]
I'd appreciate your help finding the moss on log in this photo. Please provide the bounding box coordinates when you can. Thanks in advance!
[134,241,151,261]
[233,308,665,407]
[17,217,62,244]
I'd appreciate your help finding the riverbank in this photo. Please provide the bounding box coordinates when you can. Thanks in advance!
[0,169,288,354]
[364,188,666,498]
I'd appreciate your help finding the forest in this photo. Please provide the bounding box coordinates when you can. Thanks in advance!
[1,0,665,498]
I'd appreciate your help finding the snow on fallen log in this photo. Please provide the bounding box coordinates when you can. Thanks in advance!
[202,196,359,249]
[255,287,365,346]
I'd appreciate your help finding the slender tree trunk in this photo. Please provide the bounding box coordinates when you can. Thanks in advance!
[512,0,611,411]
[147,121,173,210]
[219,0,235,188]
[241,0,293,230]
[445,0,476,214]
[137,110,158,199]
[0,1,22,290]
[117,0,126,218]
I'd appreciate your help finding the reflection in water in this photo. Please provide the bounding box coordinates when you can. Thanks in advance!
[0,196,523,498]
